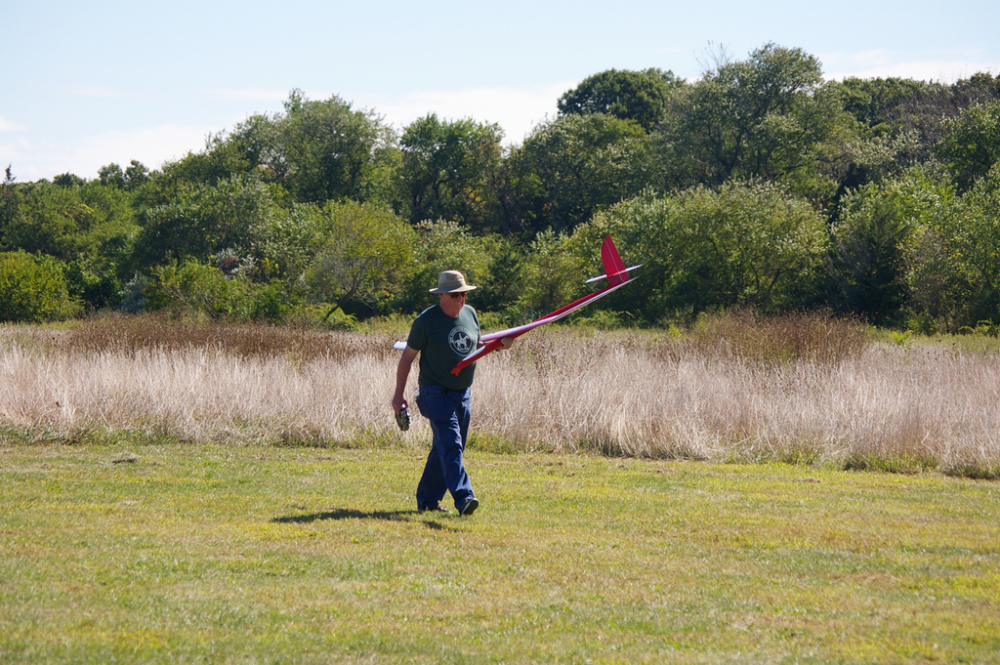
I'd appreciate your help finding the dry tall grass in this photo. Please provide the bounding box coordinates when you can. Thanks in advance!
[2,314,999,477]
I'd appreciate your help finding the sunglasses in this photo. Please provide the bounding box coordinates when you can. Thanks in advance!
[447,292,467,299]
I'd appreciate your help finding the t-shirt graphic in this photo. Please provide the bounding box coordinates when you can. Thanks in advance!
[449,326,475,354]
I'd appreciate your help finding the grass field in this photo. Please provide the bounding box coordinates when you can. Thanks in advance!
[2,442,998,664]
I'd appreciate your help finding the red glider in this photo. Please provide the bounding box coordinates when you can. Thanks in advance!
[396,236,638,375]
[394,236,640,374]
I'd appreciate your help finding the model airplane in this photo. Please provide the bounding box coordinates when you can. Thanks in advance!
[393,236,641,375]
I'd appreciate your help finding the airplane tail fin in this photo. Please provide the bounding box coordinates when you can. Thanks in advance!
[601,236,629,286]
[586,236,641,285]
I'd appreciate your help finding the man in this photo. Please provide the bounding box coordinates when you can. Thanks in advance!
[392,270,511,516]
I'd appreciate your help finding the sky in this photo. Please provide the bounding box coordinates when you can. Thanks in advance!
[3,0,999,182]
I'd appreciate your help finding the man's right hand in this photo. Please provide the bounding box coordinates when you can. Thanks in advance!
[392,396,407,414]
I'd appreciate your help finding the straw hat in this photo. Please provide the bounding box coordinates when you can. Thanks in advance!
[430,270,477,294]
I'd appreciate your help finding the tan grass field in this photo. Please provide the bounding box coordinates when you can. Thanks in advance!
[2,314,999,478]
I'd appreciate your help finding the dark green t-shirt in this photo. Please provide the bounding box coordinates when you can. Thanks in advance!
[407,303,481,390]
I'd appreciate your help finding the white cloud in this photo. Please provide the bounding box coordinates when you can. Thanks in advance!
[355,83,573,144]
[208,88,291,103]
[0,116,27,132]
[68,85,133,100]
[2,82,577,180]
[822,49,1000,82]
[206,83,575,146]
[1,124,216,181]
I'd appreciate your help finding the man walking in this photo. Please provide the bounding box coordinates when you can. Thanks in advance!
[392,270,509,516]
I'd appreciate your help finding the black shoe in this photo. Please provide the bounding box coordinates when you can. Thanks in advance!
[459,497,479,516]
[419,504,449,513]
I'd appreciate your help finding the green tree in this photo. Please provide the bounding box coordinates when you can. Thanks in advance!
[255,203,327,282]
[398,220,497,312]
[837,77,949,136]
[145,259,298,323]
[273,90,395,203]
[143,91,398,207]
[399,114,505,231]
[950,72,1000,107]
[558,68,683,131]
[53,173,86,187]
[98,163,127,189]
[658,43,849,200]
[830,129,923,206]
[1,181,97,260]
[564,190,668,318]
[911,165,1000,330]
[124,160,150,189]
[476,239,525,314]
[133,175,276,270]
[146,259,241,319]
[98,160,150,191]
[827,166,952,325]
[937,101,1000,192]
[300,200,417,316]
[1,165,18,233]
[516,229,586,316]
[145,134,260,203]
[0,179,138,309]
[509,113,652,235]
[575,181,828,319]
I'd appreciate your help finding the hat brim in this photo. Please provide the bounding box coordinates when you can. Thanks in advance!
[429,284,477,294]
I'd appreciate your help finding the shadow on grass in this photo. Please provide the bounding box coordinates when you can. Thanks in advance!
[272,509,456,531]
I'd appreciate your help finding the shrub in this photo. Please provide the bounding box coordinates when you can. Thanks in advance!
[516,229,586,317]
[396,220,496,312]
[145,259,298,323]
[300,201,417,315]
[0,251,79,322]
[828,165,953,326]
[286,303,359,331]
[575,181,829,321]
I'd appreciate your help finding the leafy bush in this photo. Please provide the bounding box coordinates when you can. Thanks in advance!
[0,251,79,322]
[509,113,652,235]
[397,220,496,312]
[134,175,277,269]
[576,181,829,321]
[0,180,137,311]
[299,200,417,315]
[916,165,1000,330]
[515,229,586,317]
[937,100,1000,192]
[145,259,298,323]
[828,165,953,326]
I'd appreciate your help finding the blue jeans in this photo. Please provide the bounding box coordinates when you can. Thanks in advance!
[415,385,475,510]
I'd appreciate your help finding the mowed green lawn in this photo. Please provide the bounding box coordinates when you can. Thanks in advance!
[1,443,998,664]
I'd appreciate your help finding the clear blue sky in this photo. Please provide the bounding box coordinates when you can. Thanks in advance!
[3,0,999,181]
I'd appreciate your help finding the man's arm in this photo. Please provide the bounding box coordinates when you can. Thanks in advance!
[392,346,419,414]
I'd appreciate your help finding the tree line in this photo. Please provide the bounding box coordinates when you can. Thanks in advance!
[3,42,1000,332]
